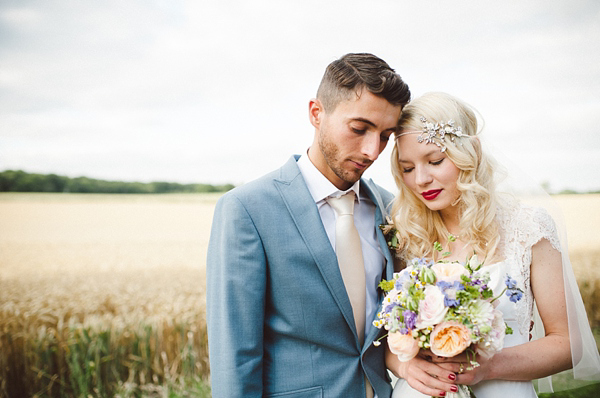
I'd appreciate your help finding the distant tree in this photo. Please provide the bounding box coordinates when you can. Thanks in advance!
[0,170,235,194]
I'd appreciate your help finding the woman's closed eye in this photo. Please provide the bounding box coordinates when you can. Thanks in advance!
[431,158,445,166]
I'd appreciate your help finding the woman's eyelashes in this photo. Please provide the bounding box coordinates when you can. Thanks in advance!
[402,158,444,173]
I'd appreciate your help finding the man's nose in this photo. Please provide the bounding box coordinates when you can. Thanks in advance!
[361,133,382,161]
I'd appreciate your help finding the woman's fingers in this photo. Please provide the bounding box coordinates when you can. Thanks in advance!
[404,357,458,396]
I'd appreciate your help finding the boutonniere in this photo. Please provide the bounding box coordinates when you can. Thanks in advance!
[379,216,400,251]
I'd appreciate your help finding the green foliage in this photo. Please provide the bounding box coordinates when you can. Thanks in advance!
[378,279,395,292]
[539,382,600,398]
[0,170,234,194]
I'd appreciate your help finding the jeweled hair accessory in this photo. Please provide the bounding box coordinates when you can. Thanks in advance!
[398,116,465,152]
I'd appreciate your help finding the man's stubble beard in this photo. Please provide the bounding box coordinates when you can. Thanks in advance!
[318,131,363,186]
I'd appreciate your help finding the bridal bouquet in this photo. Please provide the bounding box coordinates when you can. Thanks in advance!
[373,240,523,397]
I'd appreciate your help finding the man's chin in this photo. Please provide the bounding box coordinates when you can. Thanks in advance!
[340,170,364,185]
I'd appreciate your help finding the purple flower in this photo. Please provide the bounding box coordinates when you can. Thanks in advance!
[403,310,417,330]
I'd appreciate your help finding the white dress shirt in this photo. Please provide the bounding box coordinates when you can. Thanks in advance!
[297,154,386,341]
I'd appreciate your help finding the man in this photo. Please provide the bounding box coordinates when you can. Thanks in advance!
[207,53,411,397]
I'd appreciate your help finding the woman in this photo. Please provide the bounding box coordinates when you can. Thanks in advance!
[385,92,600,397]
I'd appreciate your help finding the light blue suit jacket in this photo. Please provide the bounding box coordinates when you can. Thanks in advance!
[207,156,396,397]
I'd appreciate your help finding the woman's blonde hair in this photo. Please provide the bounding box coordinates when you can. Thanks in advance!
[390,92,500,263]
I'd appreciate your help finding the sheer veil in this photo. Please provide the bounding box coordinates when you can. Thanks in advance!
[486,142,600,393]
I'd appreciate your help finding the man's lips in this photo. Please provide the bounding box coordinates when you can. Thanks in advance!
[421,189,442,200]
[349,160,371,170]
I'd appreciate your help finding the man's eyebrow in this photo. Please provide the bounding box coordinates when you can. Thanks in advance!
[351,117,376,127]
[351,117,398,132]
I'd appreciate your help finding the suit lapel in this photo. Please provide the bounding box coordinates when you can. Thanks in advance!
[361,179,396,349]
[274,156,358,341]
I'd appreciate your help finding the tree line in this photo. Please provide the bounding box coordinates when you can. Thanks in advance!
[0,170,234,194]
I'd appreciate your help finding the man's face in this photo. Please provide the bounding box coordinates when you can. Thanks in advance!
[309,90,402,190]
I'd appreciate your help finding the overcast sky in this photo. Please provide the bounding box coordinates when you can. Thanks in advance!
[1,0,599,193]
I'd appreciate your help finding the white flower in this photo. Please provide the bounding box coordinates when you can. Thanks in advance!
[467,299,495,329]
[416,285,448,329]
[477,309,505,359]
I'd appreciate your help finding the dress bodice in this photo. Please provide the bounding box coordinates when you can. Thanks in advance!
[392,200,562,398]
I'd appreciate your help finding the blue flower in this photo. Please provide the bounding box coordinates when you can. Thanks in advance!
[444,297,460,307]
[507,289,523,303]
[384,302,401,313]
[505,275,517,289]
[436,280,464,308]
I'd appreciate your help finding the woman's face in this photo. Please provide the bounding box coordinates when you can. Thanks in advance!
[396,134,461,215]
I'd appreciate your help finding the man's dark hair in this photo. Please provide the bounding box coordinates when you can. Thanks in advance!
[316,53,411,112]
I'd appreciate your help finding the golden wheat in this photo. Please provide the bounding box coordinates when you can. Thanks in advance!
[0,193,218,397]
[0,192,598,396]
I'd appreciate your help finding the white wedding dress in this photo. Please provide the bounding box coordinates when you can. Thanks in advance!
[392,200,563,398]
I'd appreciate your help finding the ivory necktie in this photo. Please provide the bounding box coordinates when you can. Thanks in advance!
[327,191,366,343]
[327,192,373,398]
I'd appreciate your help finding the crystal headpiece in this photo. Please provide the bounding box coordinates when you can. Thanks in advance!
[397,116,466,152]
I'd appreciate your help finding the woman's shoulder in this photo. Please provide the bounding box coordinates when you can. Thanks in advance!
[496,196,552,222]
[496,196,560,250]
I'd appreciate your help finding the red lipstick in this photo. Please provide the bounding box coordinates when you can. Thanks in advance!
[421,189,442,200]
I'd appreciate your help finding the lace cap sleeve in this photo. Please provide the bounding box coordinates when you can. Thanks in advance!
[526,205,562,254]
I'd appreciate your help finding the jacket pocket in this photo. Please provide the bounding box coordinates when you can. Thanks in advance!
[266,385,323,398]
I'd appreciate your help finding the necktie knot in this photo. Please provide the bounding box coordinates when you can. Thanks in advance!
[327,191,355,216]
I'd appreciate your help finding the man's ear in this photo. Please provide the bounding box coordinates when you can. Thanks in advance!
[309,98,324,129]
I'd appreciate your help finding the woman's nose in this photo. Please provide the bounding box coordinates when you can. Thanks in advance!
[415,166,432,186]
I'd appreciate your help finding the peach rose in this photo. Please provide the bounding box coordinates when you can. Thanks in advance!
[415,285,448,329]
[388,331,420,362]
[430,321,472,357]
[432,262,470,284]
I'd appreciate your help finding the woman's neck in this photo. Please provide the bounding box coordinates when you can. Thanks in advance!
[439,207,461,236]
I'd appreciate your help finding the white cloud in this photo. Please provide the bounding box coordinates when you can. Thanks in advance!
[1,0,599,191]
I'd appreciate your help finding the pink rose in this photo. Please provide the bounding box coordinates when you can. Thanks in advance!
[430,321,472,357]
[477,309,506,359]
[431,262,470,284]
[388,331,420,362]
[415,285,448,329]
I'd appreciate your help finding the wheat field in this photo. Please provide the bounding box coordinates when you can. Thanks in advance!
[0,193,219,397]
[0,192,599,397]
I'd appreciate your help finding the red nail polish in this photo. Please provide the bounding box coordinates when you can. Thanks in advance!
[448,373,456,381]
[440,392,446,397]
[451,385,458,392]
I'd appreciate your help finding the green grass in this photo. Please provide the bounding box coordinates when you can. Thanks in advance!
[539,382,600,398]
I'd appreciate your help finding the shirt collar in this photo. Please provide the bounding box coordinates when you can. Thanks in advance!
[297,152,361,205]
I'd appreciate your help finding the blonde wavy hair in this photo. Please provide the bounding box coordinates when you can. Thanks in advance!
[390,92,500,263]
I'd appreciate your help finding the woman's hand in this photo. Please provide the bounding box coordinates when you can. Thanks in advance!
[387,347,459,397]
[424,349,493,386]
